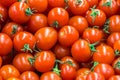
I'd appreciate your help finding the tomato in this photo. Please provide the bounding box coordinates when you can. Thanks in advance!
[86,0,98,8]
[107,32,120,47]
[27,13,48,33]
[68,16,88,35]
[113,40,120,56]
[58,25,79,47]
[68,0,89,16]
[60,64,77,80]
[0,33,13,56]
[86,72,105,80]
[40,71,62,80]
[2,22,23,39]
[76,75,86,80]
[108,75,120,80]
[86,8,106,27]
[20,71,39,80]
[9,2,32,24]
[13,53,34,73]
[13,31,36,53]
[0,4,7,24]
[94,63,115,79]
[93,44,115,64]
[47,7,69,28]
[97,0,118,17]
[0,65,20,80]
[35,27,57,50]
[71,39,91,62]
[53,43,70,59]
[77,68,90,76]
[34,51,56,73]
[82,28,103,43]
[7,77,20,80]
[27,0,48,13]
[112,57,120,74]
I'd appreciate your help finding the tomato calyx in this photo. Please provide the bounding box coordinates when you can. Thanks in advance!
[89,41,99,52]
[56,59,74,66]
[53,63,61,76]
[102,0,112,8]
[113,61,120,69]
[51,21,60,28]
[103,19,110,34]
[115,49,120,56]
[64,0,69,9]
[91,61,99,71]
[28,57,35,65]
[11,25,18,34]
[0,14,4,22]
[25,8,33,16]
[21,44,33,53]
[75,0,82,6]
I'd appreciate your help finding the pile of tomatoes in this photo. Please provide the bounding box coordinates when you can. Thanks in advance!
[0,0,120,80]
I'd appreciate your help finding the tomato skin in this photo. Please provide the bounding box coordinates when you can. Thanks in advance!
[71,39,91,62]
[13,53,34,73]
[2,22,23,39]
[20,71,39,80]
[108,75,120,80]
[75,75,86,80]
[113,40,120,52]
[0,65,20,80]
[94,63,115,79]
[0,0,17,7]
[77,68,90,76]
[0,33,13,56]
[40,71,62,80]
[35,27,57,50]
[69,16,88,35]
[86,0,98,8]
[34,51,56,73]
[48,7,69,28]
[28,0,48,13]
[93,44,115,64]
[86,8,106,27]
[9,2,31,24]
[27,13,48,33]
[58,25,79,47]
[68,0,89,16]
[0,56,2,68]
[7,77,21,80]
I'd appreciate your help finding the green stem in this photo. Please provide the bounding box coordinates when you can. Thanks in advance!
[89,41,99,52]
[21,44,33,53]
[91,62,99,71]
[102,0,112,8]
[64,0,69,9]
[115,49,120,56]
[53,63,61,76]
[11,25,18,34]
[25,8,33,16]
[51,21,59,28]
[76,0,82,5]
[103,19,110,34]
[28,57,35,65]
[114,61,120,69]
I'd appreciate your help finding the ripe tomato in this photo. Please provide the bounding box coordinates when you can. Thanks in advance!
[0,65,20,80]
[0,0,17,7]
[97,0,118,17]
[113,40,120,56]
[40,71,62,80]
[34,51,56,72]
[53,43,70,59]
[35,27,57,50]
[9,2,32,24]
[0,33,13,56]
[108,75,120,80]
[7,77,20,80]
[13,53,34,73]
[27,13,48,33]
[86,72,105,80]
[82,28,103,43]
[76,75,86,80]
[0,4,7,24]
[47,7,69,28]
[86,0,98,8]
[107,32,120,47]
[86,8,106,27]
[20,71,39,80]
[93,44,115,64]
[71,39,91,62]
[68,16,88,35]
[68,0,89,16]
[2,22,23,39]
[13,31,36,53]
[58,25,79,47]
[94,63,115,79]
[27,0,48,13]
[77,68,90,76]
[60,64,77,80]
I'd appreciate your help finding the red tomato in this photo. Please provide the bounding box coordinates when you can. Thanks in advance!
[68,16,88,35]
[27,13,48,33]
[0,0,17,7]
[34,51,56,72]
[94,63,115,79]
[86,0,98,8]
[9,2,32,24]
[0,33,13,56]
[13,53,34,73]
[0,65,20,80]
[113,40,120,56]
[7,77,21,80]
[86,8,106,27]
[47,7,69,28]
[76,75,86,80]
[68,0,89,16]
[40,71,62,80]
[77,68,90,76]
[53,43,70,59]
[13,31,36,53]
[27,0,48,13]
[34,27,57,50]
[58,25,79,47]
[97,0,119,17]
[108,75,120,80]
[20,71,39,80]
[71,39,91,62]
[2,22,23,39]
